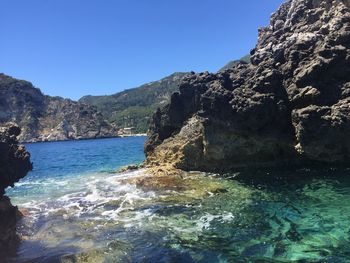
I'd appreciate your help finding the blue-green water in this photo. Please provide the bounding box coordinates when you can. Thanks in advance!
[5,137,350,262]
[8,137,146,203]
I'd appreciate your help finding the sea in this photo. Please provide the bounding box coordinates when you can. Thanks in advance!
[5,137,350,262]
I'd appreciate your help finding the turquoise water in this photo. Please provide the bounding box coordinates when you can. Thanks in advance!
[5,137,350,262]
[8,137,146,203]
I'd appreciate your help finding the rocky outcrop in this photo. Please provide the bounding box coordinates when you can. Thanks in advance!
[145,0,350,171]
[0,74,118,142]
[0,125,32,253]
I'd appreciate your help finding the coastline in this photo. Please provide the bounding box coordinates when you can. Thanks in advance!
[9,129,350,262]
[118,133,147,138]
[20,134,147,144]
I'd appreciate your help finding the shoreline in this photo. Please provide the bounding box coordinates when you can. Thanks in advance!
[21,134,147,144]
[118,133,147,138]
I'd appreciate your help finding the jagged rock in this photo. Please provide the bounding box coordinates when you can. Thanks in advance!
[0,125,32,254]
[292,99,350,162]
[145,0,350,171]
[0,74,118,142]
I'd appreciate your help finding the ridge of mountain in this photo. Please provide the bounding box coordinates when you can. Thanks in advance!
[79,72,188,133]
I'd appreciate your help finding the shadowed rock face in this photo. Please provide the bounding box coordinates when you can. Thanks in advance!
[145,0,350,171]
[0,125,32,253]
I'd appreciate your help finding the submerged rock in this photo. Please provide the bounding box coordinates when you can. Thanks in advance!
[145,0,350,171]
[0,124,32,253]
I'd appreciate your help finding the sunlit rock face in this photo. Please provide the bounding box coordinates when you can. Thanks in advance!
[0,74,117,142]
[0,125,32,253]
[145,0,350,171]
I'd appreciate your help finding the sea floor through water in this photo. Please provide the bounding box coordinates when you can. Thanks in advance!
[5,137,350,262]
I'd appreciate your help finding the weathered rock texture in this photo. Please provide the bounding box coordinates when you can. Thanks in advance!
[0,125,32,253]
[0,74,118,142]
[145,0,350,171]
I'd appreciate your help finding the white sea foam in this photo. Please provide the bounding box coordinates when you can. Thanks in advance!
[16,168,235,236]
[16,169,156,224]
[196,212,235,231]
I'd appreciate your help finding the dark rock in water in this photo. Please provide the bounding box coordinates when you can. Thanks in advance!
[145,0,350,171]
[0,196,22,254]
[117,163,144,173]
[0,125,32,194]
[0,74,118,142]
[0,124,32,253]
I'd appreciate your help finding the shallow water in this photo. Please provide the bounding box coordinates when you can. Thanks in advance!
[5,137,350,262]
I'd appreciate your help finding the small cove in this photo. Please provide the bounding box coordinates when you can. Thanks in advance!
[5,137,350,262]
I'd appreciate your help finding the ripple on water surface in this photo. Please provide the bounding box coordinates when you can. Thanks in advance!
[5,139,350,262]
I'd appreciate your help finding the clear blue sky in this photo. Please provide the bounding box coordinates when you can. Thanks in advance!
[0,0,284,100]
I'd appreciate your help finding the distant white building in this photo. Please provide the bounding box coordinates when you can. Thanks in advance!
[121,127,135,136]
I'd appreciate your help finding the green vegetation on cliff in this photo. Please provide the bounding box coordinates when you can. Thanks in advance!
[219,54,251,71]
[0,56,250,139]
[79,72,188,133]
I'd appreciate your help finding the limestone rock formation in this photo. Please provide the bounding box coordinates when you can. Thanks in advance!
[145,0,350,171]
[0,125,32,253]
[0,74,118,142]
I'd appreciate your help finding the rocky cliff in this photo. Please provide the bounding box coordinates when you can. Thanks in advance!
[0,74,118,142]
[145,0,350,171]
[0,125,32,253]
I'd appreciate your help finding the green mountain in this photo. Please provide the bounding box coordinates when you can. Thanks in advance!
[79,72,188,133]
[219,54,250,71]
[79,55,251,134]
[0,55,251,140]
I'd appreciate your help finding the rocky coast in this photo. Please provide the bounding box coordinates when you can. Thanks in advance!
[0,125,32,255]
[0,74,118,143]
[1,0,350,261]
[145,0,350,172]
